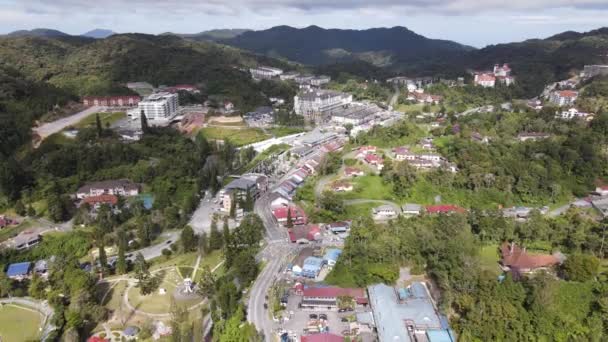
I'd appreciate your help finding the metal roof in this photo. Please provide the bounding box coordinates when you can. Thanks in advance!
[6,262,31,277]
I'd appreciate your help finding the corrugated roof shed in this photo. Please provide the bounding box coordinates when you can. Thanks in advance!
[6,262,31,278]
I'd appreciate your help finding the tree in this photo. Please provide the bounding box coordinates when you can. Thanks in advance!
[26,204,36,217]
[286,208,293,228]
[95,113,103,137]
[181,225,197,252]
[98,241,108,277]
[229,193,237,218]
[222,217,231,247]
[562,254,600,281]
[134,253,153,295]
[116,229,127,275]
[199,231,209,256]
[140,110,150,134]
[209,218,223,251]
[14,200,25,216]
[162,248,172,259]
[29,272,46,299]
[0,272,12,297]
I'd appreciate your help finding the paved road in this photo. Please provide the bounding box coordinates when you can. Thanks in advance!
[0,297,55,341]
[33,106,102,140]
[313,175,334,200]
[132,231,180,261]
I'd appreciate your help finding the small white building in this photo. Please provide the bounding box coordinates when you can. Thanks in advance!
[549,90,578,107]
[250,66,283,80]
[557,108,591,120]
[372,205,398,218]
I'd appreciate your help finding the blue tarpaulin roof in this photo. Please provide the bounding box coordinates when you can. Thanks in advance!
[426,330,454,342]
[6,262,31,277]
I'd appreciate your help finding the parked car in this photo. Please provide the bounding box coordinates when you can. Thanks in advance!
[319,314,328,320]
[309,314,318,319]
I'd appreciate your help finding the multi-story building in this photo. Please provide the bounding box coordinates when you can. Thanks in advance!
[549,90,578,106]
[82,96,141,107]
[474,73,496,88]
[294,89,352,124]
[331,104,381,126]
[310,75,331,87]
[279,71,300,81]
[220,173,268,212]
[581,65,608,79]
[134,92,179,121]
[76,179,140,199]
[249,66,283,80]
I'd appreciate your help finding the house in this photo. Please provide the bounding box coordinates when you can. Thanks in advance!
[596,186,608,196]
[393,146,411,161]
[328,221,350,234]
[364,154,384,170]
[344,167,364,178]
[356,145,377,157]
[372,205,398,219]
[425,205,466,215]
[368,282,455,342]
[558,108,592,120]
[407,92,443,105]
[323,248,342,266]
[6,262,31,280]
[77,180,139,199]
[474,73,496,88]
[527,99,543,111]
[12,231,41,250]
[83,194,119,208]
[301,333,344,342]
[301,257,324,278]
[402,203,422,216]
[332,181,353,192]
[272,206,308,226]
[500,242,564,274]
[419,137,435,150]
[34,259,50,276]
[517,132,551,142]
[300,286,367,309]
[223,101,235,111]
[549,90,578,106]
[493,63,511,77]
[288,225,322,243]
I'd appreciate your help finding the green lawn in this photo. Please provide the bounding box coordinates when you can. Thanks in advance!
[200,127,270,146]
[479,245,501,275]
[341,176,398,202]
[343,202,377,220]
[74,112,126,129]
[0,305,43,341]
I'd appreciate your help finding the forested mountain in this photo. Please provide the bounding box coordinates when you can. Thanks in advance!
[222,25,474,67]
[5,28,70,37]
[81,29,115,39]
[164,29,251,41]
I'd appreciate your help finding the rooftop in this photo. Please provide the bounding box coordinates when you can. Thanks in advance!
[6,262,31,277]
[301,333,344,342]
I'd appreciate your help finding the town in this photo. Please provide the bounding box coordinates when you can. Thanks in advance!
[1,14,608,342]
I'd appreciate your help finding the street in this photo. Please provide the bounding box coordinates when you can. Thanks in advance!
[33,106,102,140]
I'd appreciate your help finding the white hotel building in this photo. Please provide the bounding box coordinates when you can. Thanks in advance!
[294,89,352,124]
[250,66,284,80]
[129,92,179,122]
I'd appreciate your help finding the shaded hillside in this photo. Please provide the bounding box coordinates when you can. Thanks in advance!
[222,25,473,67]
[81,29,115,39]
[6,28,70,37]
[165,29,251,41]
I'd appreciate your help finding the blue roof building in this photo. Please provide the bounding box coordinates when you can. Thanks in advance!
[301,257,324,278]
[323,248,342,266]
[6,262,31,279]
[368,282,455,342]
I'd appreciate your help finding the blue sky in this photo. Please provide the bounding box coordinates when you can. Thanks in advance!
[1,0,607,47]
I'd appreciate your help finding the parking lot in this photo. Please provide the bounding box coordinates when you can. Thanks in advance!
[278,292,366,339]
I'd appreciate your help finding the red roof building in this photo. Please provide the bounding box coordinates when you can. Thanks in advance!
[302,286,368,305]
[500,242,561,274]
[272,206,308,225]
[364,154,383,166]
[301,333,344,342]
[83,194,119,207]
[344,167,364,177]
[288,225,321,243]
[425,204,466,214]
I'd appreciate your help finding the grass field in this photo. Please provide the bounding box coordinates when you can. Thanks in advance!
[74,112,126,129]
[0,305,43,341]
[341,176,397,202]
[479,245,501,275]
[200,127,270,146]
[127,269,202,314]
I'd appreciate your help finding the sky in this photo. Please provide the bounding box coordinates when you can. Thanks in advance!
[1,0,608,47]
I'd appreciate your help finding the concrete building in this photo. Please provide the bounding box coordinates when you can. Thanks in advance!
[301,257,324,278]
[549,90,578,106]
[557,108,591,120]
[299,285,367,309]
[581,65,608,79]
[250,66,283,80]
[368,282,455,342]
[13,232,41,251]
[372,205,398,219]
[294,89,352,124]
[323,248,342,266]
[310,75,331,87]
[220,174,268,212]
[402,203,422,216]
[77,180,140,199]
[133,92,179,121]
[331,104,381,126]
[280,71,300,81]
[474,73,496,88]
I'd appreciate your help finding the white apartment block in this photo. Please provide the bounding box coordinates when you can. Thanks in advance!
[294,90,353,124]
[310,76,331,87]
[134,92,179,121]
[250,66,284,80]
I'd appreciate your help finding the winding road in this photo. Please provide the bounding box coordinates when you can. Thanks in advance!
[33,106,102,141]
